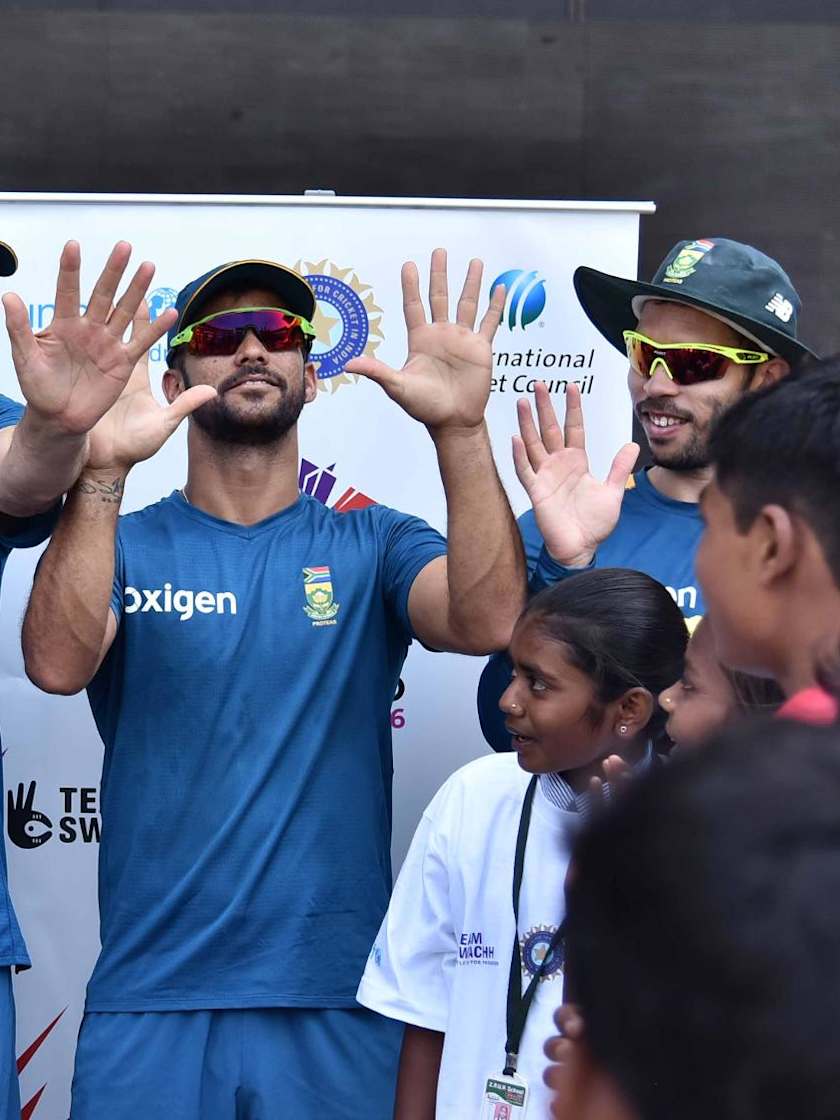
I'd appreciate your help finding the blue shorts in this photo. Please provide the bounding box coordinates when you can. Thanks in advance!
[70,1005,403,1119]
[0,968,20,1120]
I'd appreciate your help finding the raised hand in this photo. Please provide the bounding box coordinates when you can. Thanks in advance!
[513,382,639,568]
[588,754,634,803]
[345,248,504,433]
[86,304,216,472]
[1,241,177,437]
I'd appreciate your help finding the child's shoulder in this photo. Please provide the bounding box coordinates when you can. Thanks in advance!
[426,752,532,821]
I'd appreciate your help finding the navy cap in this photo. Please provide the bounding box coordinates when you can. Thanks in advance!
[0,241,18,278]
[166,259,316,363]
[574,238,817,366]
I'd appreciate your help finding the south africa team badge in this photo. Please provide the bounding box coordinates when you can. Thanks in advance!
[303,566,340,626]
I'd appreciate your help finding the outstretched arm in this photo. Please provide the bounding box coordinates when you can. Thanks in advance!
[347,250,526,654]
[23,310,215,695]
[0,241,176,518]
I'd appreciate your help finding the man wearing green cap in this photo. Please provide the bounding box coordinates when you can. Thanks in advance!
[23,249,526,1118]
[0,238,186,1117]
[478,237,814,751]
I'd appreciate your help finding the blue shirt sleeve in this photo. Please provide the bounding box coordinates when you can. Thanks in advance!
[375,506,447,641]
[110,533,126,623]
[0,395,61,550]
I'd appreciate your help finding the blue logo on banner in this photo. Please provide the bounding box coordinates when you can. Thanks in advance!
[306,273,370,380]
[490,270,547,330]
[148,287,178,321]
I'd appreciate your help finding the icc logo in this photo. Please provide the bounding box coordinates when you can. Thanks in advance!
[490,270,547,330]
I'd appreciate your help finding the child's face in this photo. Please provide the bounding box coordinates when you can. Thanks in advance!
[659,621,736,749]
[696,479,774,675]
[500,616,608,775]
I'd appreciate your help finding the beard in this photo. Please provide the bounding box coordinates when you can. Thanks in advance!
[185,363,306,446]
[640,397,730,472]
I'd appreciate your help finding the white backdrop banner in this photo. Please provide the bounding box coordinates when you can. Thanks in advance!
[0,192,651,1120]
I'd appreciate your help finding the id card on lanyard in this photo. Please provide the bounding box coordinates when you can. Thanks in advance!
[481,776,565,1119]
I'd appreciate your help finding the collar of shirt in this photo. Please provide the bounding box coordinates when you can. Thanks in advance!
[539,741,656,816]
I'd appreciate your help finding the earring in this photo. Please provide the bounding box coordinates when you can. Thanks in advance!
[619,725,628,735]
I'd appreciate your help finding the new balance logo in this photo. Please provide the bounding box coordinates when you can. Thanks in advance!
[765,292,794,323]
[124,584,237,621]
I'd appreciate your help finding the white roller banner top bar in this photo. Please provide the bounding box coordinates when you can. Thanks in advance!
[0,192,652,1120]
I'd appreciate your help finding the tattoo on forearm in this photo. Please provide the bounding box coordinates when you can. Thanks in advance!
[78,477,125,504]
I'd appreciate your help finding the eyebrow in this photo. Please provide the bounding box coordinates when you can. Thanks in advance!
[513,658,559,685]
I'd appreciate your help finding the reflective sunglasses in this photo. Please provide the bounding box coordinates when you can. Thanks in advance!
[170,306,317,357]
[623,330,769,386]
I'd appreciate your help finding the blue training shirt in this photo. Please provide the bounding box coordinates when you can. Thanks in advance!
[477,469,704,752]
[85,490,447,1011]
[0,395,61,967]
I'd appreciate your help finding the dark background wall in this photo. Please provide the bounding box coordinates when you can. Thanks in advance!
[1,0,838,353]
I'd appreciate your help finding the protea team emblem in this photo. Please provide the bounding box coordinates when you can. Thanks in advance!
[303,566,340,625]
[664,239,715,284]
[294,259,384,394]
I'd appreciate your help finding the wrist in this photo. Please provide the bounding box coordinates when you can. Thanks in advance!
[542,543,596,571]
[74,468,128,507]
[18,408,89,454]
[427,419,488,446]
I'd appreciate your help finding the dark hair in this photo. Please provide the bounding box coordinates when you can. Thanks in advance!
[523,568,687,743]
[723,665,785,715]
[709,357,840,587]
[565,720,840,1120]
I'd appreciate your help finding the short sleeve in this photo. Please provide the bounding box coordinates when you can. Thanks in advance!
[375,506,447,639]
[0,395,23,432]
[357,788,456,1031]
[0,396,61,549]
[109,532,126,623]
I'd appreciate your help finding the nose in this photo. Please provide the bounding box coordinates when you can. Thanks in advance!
[499,678,524,715]
[658,684,676,711]
[642,359,679,398]
[234,328,269,365]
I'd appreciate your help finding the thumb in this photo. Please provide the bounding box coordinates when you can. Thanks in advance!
[163,385,217,430]
[606,442,639,490]
[2,292,39,367]
[345,356,402,396]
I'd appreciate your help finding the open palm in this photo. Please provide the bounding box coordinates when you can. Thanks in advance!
[514,382,639,568]
[346,249,504,431]
[2,241,176,435]
[87,305,216,472]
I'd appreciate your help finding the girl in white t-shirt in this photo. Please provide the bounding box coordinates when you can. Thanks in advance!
[357,567,688,1120]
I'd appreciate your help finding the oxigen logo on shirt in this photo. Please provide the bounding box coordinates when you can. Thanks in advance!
[124,584,238,621]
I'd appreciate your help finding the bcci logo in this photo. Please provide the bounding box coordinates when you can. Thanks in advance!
[520,925,564,980]
[490,270,547,330]
[295,260,384,393]
[147,287,178,321]
[303,566,340,626]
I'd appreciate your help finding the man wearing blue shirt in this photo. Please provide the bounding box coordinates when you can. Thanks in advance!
[478,237,814,751]
[23,249,526,1118]
[0,237,181,1116]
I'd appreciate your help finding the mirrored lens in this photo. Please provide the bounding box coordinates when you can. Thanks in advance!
[626,337,729,386]
[189,311,307,356]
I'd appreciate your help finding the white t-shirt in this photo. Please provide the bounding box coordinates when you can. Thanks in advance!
[357,753,578,1119]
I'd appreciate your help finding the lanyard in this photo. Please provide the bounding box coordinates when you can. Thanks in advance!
[503,776,566,1077]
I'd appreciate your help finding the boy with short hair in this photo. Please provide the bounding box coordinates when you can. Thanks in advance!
[695,357,840,720]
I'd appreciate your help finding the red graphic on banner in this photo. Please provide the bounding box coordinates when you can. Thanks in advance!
[17,1008,66,1119]
[21,1085,45,1120]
